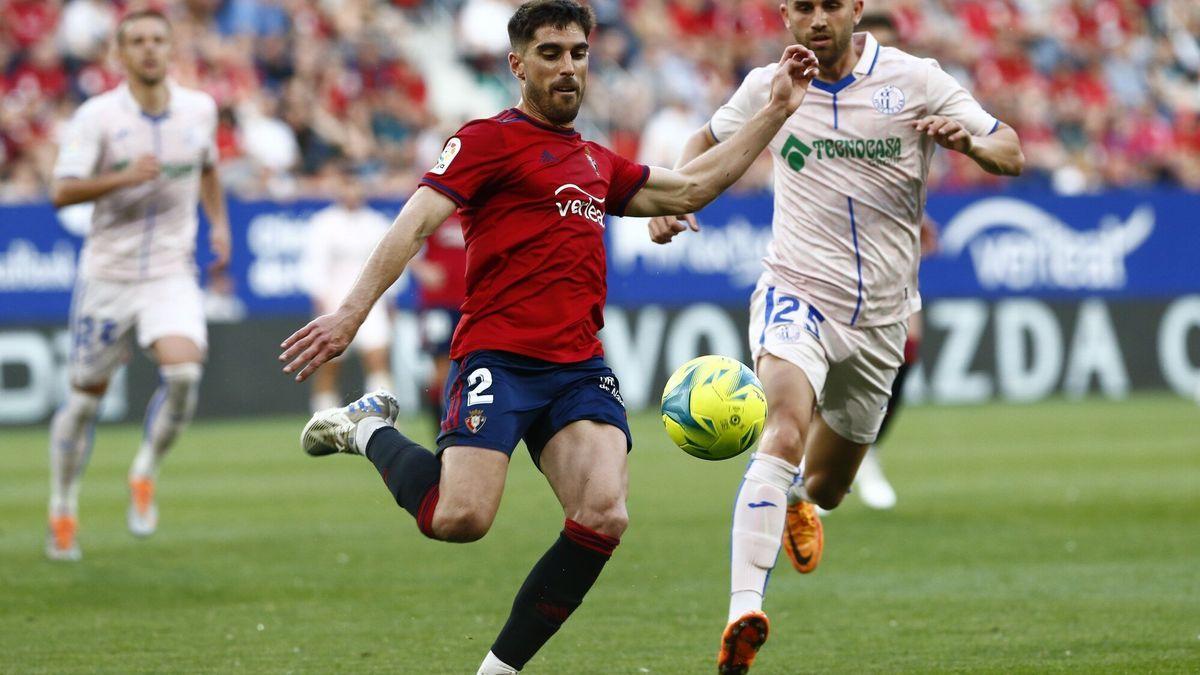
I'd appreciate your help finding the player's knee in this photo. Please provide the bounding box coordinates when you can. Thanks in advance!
[759,419,807,458]
[161,362,202,418]
[572,498,628,539]
[432,506,494,543]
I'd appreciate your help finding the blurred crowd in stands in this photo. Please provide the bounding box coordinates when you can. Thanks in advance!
[2,0,1199,203]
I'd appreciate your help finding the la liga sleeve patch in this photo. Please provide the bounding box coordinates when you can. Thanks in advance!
[429,137,462,175]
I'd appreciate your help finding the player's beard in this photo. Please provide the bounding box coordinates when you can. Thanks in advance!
[530,78,585,126]
[802,26,852,70]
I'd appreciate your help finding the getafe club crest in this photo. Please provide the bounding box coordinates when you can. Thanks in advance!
[465,409,487,433]
[583,147,600,176]
[872,85,906,115]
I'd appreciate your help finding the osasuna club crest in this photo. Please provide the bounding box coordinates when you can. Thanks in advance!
[465,409,487,433]
[872,85,906,115]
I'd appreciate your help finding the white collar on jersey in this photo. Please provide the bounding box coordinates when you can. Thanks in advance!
[851,32,882,78]
[117,78,181,121]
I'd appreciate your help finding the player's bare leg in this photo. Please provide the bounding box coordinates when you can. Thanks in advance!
[720,353,812,672]
[796,416,869,510]
[303,392,509,542]
[427,447,508,542]
[128,335,204,537]
[309,356,343,413]
[478,421,627,675]
[46,379,107,561]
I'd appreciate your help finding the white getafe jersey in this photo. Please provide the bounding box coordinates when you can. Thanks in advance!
[53,81,218,282]
[710,33,999,327]
[301,204,393,310]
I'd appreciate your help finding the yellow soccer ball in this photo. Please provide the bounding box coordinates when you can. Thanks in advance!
[661,355,767,461]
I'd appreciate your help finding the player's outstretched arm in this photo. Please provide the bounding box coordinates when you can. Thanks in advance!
[645,126,717,244]
[914,117,1024,176]
[200,165,232,274]
[279,186,456,382]
[624,46,817,220]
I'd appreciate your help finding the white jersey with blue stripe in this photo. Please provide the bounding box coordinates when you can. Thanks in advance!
[709,32,999,327]
[53,81,218,282]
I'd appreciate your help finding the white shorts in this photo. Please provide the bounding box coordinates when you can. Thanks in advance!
[351,304,391,352]
[68,275,207,387]
[748,278,906,444]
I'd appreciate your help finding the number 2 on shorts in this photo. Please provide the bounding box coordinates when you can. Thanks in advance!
[467,368,494,406]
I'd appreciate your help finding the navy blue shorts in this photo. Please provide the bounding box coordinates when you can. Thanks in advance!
[436,350,632,466]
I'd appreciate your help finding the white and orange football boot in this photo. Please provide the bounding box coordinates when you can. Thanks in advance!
[128,475,158,537]
[717,610,770,674]
[46,514,81,561]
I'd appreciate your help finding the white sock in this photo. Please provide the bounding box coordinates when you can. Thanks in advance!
[477,651,518,674]
[48,390,101,517]
[787,474,814,505]
[310,391,340,413]
[364,371,393,395]
[354,417,390,455]
[729,453,798,623]
[130,363,202,479]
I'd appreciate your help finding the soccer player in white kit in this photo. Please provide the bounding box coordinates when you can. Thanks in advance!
[301,168,396,413]
[46,9,230,561]
[649,1,1024,671]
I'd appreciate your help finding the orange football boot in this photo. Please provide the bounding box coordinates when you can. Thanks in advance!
[782,499,823,573]
[717,611,770,674]
[46,514,81,561]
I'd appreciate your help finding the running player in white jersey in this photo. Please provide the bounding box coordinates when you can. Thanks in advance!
[649,1,1023,671]
[45,9,230,560]
[301,168,396,413]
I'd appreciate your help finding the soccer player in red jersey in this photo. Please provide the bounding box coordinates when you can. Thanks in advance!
[279,1,818,671]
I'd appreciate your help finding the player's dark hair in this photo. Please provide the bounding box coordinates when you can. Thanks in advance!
[858,12,896,35]
[116,8,171,45]
[507,0,595,52]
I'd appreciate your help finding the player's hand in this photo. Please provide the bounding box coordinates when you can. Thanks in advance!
[208,227,231,275]
[913,116,973,154]
[279,311,359,382]
[648,213,699,244]
[123,155,161,186]
[768,45,819,115]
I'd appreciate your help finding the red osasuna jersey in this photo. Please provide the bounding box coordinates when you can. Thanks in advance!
[420,108,650,363]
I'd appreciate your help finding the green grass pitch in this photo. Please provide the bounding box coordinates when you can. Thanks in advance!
[2,396,1198,673]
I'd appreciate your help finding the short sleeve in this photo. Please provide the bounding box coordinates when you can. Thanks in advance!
[709,66,774,144]
[53,103,103,179]
[419,121,507,207]
[603,147,650,218]
[924,60,1000,137]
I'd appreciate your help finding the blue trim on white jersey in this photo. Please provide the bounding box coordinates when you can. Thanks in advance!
[810,73,856,95]
[759,286,776,344]
[988,119,1001,135]
[847,197,864,326]
[706,121,721,144]
[139,118,164,279]
[832,94,840,130]
[866,43,881,75]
